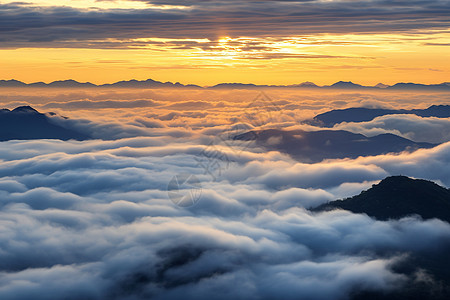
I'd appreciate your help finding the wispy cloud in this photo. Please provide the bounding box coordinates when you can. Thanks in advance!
[1,1,450,49]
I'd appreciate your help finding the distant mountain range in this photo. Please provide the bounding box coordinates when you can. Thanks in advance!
[234,129,435,163]
[0,79,202,89]
[314,176,450,222]
[1,79,450,90]
[0,106,89,141]
[310,105,450,127]
[1,104,446,163]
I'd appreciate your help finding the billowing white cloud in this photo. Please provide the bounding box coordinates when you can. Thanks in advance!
[1,88,450,299]
[334,114,450,143]
[0,133,450,299]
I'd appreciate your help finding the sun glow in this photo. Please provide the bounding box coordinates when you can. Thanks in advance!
[1,29,449,85]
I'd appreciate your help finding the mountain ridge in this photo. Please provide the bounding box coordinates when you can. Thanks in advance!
[310,104,450,127]
[313,175,450,222]
[0,106,90,141]
[234,129,436,163]
[1,79,450,90]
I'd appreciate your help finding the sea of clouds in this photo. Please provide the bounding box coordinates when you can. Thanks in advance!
[1,88,450,299]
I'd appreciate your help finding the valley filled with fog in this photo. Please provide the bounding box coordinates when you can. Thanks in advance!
[1,87,450,299]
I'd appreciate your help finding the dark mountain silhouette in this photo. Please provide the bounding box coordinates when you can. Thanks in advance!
[234,129,435,163]
[315,176,450,300]
[101,79,201,89]
[314,176,450,222]
[327,81,364,89]
[310,105,450,127]
[375,83,389,88]
[0,79,201,89]
[0,79,28,87]
[419,104,450,117]
[211,83,259,89]
[211,82,321,89]
[48,80,96,88]
[293,81,318,88]
[2,79,450,90]
[0,106,90,141]
[388,82,450,90]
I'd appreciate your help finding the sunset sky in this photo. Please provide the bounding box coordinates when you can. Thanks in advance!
[1,0,449,85]
[3,2,450,299]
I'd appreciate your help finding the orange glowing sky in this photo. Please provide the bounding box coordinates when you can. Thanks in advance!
[1,0,449,85]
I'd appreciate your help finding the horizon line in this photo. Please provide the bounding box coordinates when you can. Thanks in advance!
[1,78,450,89]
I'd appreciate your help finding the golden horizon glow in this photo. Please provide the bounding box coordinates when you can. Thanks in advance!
[1,0,449,86]
[1,31,449,86]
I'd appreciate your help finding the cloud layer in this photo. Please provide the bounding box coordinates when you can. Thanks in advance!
[1,1,450,49]
[334,114,450,143]
[1,133,450,299]
[1,88,450,298]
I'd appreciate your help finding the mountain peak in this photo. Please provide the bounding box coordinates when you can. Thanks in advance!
[297,81,317,87]
[373,175,445,192]
[375,83,389,88]
[330,81,363,88]
[314,176,450,222]
[11,106,39,114]
[0,106,90,141]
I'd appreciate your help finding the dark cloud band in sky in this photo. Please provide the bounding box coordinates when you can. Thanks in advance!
[1,1,450,48]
